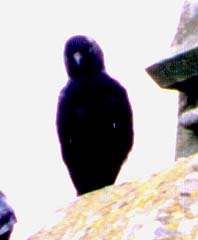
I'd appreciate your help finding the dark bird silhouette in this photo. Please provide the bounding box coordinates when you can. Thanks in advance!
[0,191,16,240]
[56,35,134,195]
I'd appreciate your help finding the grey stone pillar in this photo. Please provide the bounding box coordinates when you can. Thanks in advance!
[146,0,198,159]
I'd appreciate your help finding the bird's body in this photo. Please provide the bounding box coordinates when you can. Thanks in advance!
[56,36,133,195]
[0,192,16,240]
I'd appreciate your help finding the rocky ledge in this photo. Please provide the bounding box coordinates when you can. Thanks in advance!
[28,154,198,240]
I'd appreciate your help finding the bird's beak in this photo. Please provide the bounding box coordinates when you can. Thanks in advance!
[73,52,82,65]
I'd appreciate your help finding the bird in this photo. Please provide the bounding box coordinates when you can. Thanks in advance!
[56,35,134,195]
[0,191,16,240]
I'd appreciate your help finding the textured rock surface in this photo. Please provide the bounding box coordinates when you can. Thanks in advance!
[146,0,198,159]
[146,47,198,88]
[171,0,198,53]
[28,154,198,240]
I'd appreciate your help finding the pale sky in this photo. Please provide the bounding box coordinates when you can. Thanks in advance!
[0,0,184,239]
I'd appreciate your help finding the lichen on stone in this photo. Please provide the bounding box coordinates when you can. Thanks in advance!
[28,154,198,240]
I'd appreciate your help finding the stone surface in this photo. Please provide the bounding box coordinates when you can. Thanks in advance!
[28,154,198,240]
[146,46,198,88]
[146,0,198,159]
[171,0,198,54]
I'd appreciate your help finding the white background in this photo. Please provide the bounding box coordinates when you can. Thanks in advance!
[0,0,184,239]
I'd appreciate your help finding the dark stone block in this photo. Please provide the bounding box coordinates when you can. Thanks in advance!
[146,47,198,89]
[146,47,198,159]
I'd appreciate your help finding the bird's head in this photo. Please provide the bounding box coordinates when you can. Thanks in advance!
[64,35,105,80]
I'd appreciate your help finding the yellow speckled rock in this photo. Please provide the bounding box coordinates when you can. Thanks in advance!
[28,154,198,240]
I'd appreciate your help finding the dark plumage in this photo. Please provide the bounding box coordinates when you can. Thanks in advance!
[0,192,16,240]
[56,35,134,195]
